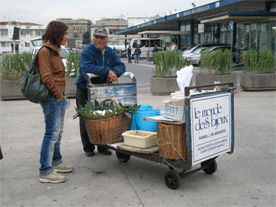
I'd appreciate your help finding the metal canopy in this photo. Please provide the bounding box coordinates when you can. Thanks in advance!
[115,0,274,36]
[199,11,276,24]
[138,30,189,35]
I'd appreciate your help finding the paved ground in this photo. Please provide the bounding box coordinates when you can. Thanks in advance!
[1,86,275,206]
[0,57,275,207]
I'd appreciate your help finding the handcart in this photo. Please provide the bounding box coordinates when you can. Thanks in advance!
[85,74,235,190]
[84,72,137,105]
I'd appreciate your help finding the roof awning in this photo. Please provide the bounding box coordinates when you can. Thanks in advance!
[108,36,134,41]
[198,12,276,24]
[138,30,189,35]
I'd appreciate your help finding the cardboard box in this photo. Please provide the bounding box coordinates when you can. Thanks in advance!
[122,130,157,148]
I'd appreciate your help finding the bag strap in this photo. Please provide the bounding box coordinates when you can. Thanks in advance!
[36,46,53,77]
[49,49,53,76]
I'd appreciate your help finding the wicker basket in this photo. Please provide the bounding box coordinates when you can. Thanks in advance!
[84,99,132,145]
[157,123,187,160]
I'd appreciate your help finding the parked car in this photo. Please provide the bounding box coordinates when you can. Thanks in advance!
[183,47,208,65]
[185,45,235,66]
[183,43,230,54]
[31,46,70,71]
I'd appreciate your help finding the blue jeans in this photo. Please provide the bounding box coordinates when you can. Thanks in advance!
[135,54,140,63]
[128,55,132,63]
[39,94,66,176]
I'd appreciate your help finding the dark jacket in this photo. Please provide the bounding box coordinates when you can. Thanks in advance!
[134,48,141,55]
[153,46,159,54]
[37,43,65,101]
[127,47,132,56]
[76,44,126,91]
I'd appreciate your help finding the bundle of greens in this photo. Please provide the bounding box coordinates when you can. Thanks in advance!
[73,100,140,120]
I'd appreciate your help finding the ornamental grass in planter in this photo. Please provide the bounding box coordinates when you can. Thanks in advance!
[65,53,81,97]
[65,53,81,77]
[1,53,32,80]
[200,48,235,75]
[151,51,188,95]
[243,49,275,74]
[197,48,237,89]
[0,53,32,100]
[153,50,187,77]
[241,49,276,91]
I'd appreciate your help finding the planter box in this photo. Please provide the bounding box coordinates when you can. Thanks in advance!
[240,72,276,91]
[0,79,25,101]
[1,77,77,101]
[150,76,180,95]
[65,77,77,98]
[195,73,237,90]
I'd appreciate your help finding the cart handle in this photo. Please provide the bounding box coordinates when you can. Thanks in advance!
[185,82,234,96]
[84,72,136,85]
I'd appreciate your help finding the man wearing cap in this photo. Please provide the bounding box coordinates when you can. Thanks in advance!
[76,28,126,157]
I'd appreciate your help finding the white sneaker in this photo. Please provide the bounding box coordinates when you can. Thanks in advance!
[53,163,74,173]
[39,171,66,183]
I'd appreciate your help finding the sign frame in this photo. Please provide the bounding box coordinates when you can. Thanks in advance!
[185,90,234,166]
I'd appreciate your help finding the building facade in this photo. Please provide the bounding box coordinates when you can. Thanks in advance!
[91,18,130,50]
[0,22,45,54]
[91,17,162,50]
[116,0,276,63]
[57,18,92,48]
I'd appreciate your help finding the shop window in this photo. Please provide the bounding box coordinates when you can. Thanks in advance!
[204,24,212,33]
[258,23,270,51]
[250,24,257,50]
[244,25,250,50]
[268,22,276,59]
[180,34,190,49]
[194,33,200,45]
[194,23,198,32]
[220,24,230,44]
[236,24,244,51]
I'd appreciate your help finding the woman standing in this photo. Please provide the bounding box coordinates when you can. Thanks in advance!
[37,21,73,183]
[134,47,141,63]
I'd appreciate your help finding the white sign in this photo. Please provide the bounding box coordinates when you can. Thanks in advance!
[190,93,231,165]
[198,24,204,33]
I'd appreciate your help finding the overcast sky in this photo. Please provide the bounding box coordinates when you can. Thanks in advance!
[1,0,215,26]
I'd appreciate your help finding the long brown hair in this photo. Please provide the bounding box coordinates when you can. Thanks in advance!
[42,21,68,48]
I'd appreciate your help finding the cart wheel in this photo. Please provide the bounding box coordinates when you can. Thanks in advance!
[116,151,131,163]
[201,159,217,174]
[164,170,181,190]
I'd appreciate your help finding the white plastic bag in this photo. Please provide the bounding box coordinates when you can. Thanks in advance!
[176,65,193,95]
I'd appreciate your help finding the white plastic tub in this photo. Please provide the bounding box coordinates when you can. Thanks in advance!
[122,130,157,148]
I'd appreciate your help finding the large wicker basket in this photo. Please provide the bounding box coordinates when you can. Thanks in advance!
[84,99,132,145]
[157,123,187,160]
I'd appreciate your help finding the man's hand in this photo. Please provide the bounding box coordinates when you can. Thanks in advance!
[107,70,118,83]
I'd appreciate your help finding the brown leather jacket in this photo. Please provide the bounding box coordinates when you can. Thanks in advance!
[37,43,65,101]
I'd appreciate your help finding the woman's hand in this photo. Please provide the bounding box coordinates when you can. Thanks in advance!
[57,95,66,102]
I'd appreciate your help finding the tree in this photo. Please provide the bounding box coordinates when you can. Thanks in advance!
[83,31,91,45]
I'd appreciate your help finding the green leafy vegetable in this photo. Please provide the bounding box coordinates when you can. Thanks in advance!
[73,100,140,120]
